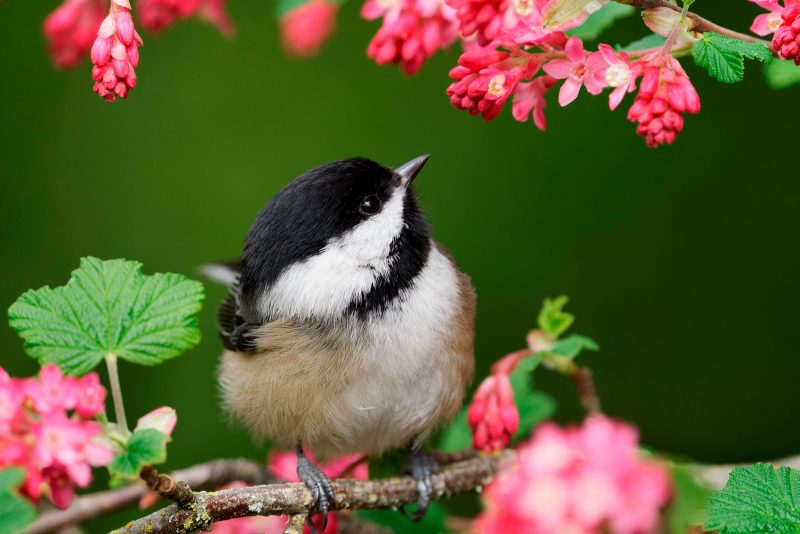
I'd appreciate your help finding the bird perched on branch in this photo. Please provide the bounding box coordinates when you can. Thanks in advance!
[202,156,475,527]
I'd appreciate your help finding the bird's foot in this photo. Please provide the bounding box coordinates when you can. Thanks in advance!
[296,447,335,532]
[401,447,439,521]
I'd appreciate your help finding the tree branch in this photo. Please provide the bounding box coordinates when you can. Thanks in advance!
[112,452,515,534]
[25,459,270,534]
[616,0,776,52]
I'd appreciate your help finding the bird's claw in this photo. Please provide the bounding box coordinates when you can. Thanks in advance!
[401,449,438,522]
[296,449,335,532]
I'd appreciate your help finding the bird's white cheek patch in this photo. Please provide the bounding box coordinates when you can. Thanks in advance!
[257,188,406,320]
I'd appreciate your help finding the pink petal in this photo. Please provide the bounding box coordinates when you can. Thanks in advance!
[751,13,775,35]
[542,59,572,79]
[564,36,585,63]
[558,78,582,106]
[609,85,627,110]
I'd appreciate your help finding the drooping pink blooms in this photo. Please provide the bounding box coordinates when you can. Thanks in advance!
[749,0,786,36]
[210,451,367,534]
[447,48,539,120]
[468,373,519,452]
[91,0,143,101]
[363,0,459,74]
[197,0,236,36]
[446,0,506,45]
[43,0,108,68]
[626,53,699,148]
[512,75,555,130]
[280,0,339,58]
[0,364,113,509]
[774,3,800,64]
[474,415,672,534]
[136,0,200,33]
[593,44,635,110]
[542,36,606,106]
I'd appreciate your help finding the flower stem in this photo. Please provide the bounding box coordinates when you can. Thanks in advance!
[105,353,129,436]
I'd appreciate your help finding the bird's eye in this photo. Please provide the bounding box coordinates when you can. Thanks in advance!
[359,195,382,216]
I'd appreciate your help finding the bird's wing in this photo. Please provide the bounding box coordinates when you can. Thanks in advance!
[199,261,260,352]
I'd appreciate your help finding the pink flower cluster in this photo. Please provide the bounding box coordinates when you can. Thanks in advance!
[43,0,108,68]
[362,0,459,74]
[135,0,234,35]
[90,0,143,101]
[750,0,800,63]
[210,450,368,534]
[0,364,112,509]
[468,372,519,452]
[280,0,339,58]
[475,415,672,534]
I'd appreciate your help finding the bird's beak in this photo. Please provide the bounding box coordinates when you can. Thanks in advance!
[395,155,429,187]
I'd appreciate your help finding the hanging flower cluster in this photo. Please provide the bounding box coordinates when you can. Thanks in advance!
[475,415,672,534]
[0,364,113,509]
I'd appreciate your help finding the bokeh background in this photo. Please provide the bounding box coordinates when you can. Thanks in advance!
[1,0,799,530]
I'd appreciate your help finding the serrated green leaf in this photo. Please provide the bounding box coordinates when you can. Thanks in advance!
[765,60,800,89]
[568,3,636,40]
[667,464,712,533]
[108,428,169,485]
[704,463,800,533]
[0,468,37,534]
[692,32,772,84]
[537,296,574,338]
[9,257,205,375]
[356,501,447,533]
[618,34,666,52]
[509,353,555,441]
[549,334,599,359]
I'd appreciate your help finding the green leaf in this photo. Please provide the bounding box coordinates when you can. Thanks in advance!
[765,60,800,89]
[537,296,574,338]
[509,353,556,441]
[692,32,772,84]
[704,463,800,533]
[356,501,447,534]
[549,334,599,359]
[569,3,636,41]
[0,468,37,534]
[108,428,169,485]
[9,257,205,375]
[666,464,712,533]
[618,34,666,52]
[437,407,471,452]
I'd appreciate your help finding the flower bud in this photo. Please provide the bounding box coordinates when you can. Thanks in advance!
[642,6,699,44]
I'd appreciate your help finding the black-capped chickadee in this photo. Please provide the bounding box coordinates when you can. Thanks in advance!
[203,156,475,524]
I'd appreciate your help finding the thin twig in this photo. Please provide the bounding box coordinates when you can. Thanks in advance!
[112,452,515,534]
[140,466,196,508]
[24,459,270,534]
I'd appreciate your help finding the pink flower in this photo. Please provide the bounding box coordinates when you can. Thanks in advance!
[43,0,108,68]
[91,0,143,102]
[474,415,672,534]
[512,75,556,130]
[364,0,459,74]
[467,373,519,452]
[446,0,507,45]
[136,0,200,33]
[135,406,177,436]
[593,44,635,110]
[447,48,537,121]
[23,364,79,415]
[774,3,800,64]
[197,0,236,36]
[542,36,606,106]
[626,53,700,147]
[749,0,785,36]
[280,0,339,58]
[74,373,106,419]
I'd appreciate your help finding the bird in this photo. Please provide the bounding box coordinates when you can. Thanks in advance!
[202,155,475,526]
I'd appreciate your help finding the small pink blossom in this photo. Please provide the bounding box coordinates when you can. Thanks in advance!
[280,0,339,58]
[364,0,459,74]
[626,53,700,147]
[446,0,507,45]
[74,373,106,419]
[197,0,236,36]
[43,0,108,68]
[512,75,556,130]
[91,1,143,102]
[136,0,200,33]
[749,0,786,36]
[542,36,606,106]
[447,48,537,120]
[467,373,519,452]
[593,44,635,110]
[474,415,672,534]
[23,364,79,415]
[135,406,177,436]
[774,3,800,64]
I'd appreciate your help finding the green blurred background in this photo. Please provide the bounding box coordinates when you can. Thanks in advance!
[1,0,799,530]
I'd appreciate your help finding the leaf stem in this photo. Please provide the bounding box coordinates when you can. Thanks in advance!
[105,353,129,436]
